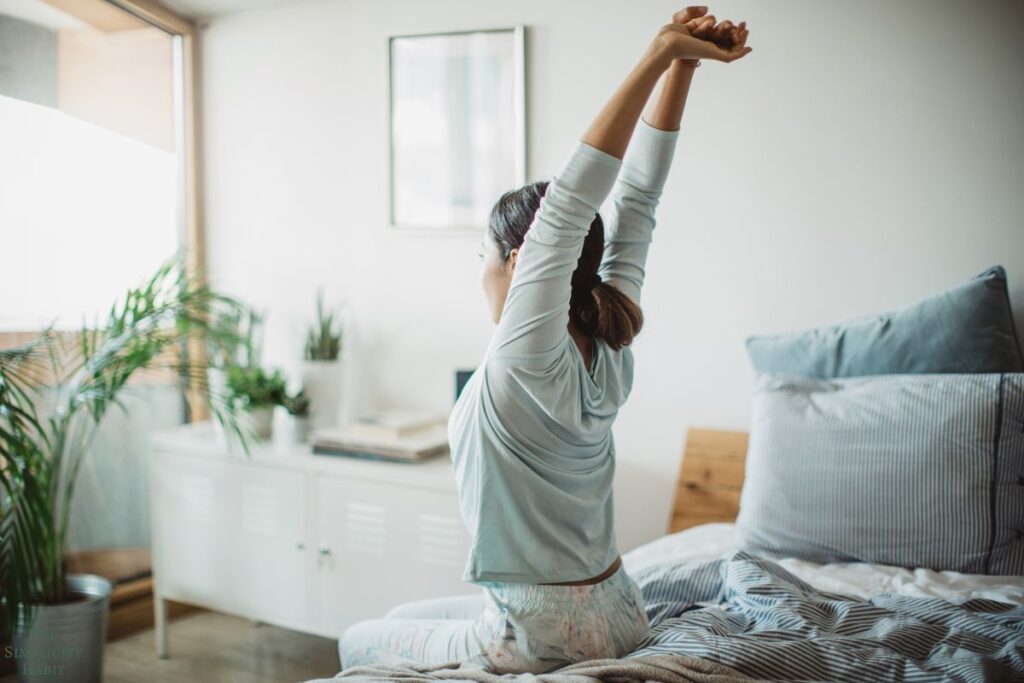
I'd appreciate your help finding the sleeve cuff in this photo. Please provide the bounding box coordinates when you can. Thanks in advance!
[620,119,680,192]
[554,140,623,209]
[637,117,681,142]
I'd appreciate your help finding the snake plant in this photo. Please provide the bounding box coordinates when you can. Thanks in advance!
[304,289,343,361]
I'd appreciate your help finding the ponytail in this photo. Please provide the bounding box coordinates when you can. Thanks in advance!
[569,215,643,351]
[489,181,644,352]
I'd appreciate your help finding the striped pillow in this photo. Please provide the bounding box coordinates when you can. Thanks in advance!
[735,373,1024,574]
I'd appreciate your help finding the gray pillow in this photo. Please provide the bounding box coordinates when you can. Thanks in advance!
[735,372,1024,574]
[746,266,1024,378]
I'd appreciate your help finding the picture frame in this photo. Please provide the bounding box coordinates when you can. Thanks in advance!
[387,26,527,231]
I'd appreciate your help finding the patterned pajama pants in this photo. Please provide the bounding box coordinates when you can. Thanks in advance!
[337,564,650,675]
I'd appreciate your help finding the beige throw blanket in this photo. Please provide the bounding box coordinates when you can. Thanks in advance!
[305,653,760,683]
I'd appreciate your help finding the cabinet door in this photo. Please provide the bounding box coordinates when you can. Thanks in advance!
[152,452,309,628]
[313,474,472,636]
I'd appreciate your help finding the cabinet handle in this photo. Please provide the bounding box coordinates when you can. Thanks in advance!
[318,543,331,556]
[294,539,305,550]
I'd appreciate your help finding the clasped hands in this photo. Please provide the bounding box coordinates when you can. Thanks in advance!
[657,5,752,65]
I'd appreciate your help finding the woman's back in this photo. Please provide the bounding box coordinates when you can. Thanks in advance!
[448,335,630,584]
[449,122,679,585]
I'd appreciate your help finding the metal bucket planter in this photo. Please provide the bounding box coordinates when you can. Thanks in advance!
[14,574,112,683]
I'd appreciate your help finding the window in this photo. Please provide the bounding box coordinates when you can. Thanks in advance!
[0,0,180,332]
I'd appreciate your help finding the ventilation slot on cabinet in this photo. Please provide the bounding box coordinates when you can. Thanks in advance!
[345,502,387,555]
[419,513,463,567]
[180,474,216,524]
[241,484,280,536]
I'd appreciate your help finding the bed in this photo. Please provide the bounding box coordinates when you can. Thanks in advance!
[631,428,1024,681]
[313,267,1024,682]
[317,427,1024,682]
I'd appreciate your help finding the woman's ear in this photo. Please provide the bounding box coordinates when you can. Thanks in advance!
[506,247,520,274]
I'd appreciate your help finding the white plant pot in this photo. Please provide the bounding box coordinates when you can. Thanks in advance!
[15,574,111,683]
[301,360,344,431]
[239,405,274,440]
[281,414,312,445]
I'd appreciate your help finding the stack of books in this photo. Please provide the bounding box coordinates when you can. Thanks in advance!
[311,409,449,462]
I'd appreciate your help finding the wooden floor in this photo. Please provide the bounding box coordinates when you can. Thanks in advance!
[0,611,338,683]
[104,611,339,683]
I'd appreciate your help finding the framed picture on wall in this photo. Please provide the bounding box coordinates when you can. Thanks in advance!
[387,26,526,231]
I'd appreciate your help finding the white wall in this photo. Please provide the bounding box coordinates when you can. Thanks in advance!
[201,0,1024,551]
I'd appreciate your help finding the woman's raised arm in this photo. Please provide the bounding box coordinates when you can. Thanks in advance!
[578,42,683,162]
[581,12,751,160]
[599,10,751,304]
[488,10,750,365]
[596,61,694,306]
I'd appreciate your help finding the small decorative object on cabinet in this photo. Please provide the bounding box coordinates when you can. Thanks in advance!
[282,388,312,444]
[302,289,345,431]
[207,306,267,439]
[148,421,470,658]
[225,365,287,439]
[206,307,264,395]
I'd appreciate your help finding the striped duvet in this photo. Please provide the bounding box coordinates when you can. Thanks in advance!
[629,551,1024,682]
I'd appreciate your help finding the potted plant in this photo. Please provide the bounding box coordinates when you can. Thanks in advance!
[0,256,249,683]
[225,365,287,440]
[301,289,345,431]
[205,307,263,415]
[282,388,312,444]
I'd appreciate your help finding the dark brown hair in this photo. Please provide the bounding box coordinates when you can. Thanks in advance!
[488,180,643,351]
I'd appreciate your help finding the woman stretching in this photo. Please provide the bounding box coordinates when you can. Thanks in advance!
[340,6,751,674]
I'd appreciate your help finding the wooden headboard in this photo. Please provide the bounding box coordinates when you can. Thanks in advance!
[668,428,749,533]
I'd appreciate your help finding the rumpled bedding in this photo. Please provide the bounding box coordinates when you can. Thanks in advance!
[319,653,755,682]
[312,537,1024,682]
[629,551,1024,682]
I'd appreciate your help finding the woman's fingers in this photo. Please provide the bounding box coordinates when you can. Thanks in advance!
[715,20,740,48]
[737,27,749,48]
[672,5,708,25]
[728,22,742,47]
[686,15,716,38]
[674,10,752,62]
[725,46,753,62]
[686,17,741,49]
[687,14,716,29]
[709,19,750,53]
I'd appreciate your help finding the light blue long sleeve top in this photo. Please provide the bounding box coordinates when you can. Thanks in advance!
[447,120,679,585]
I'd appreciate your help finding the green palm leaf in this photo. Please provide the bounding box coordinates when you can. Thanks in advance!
[0,254,251,638]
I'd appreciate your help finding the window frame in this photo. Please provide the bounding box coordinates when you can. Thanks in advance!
[105,0,210,421]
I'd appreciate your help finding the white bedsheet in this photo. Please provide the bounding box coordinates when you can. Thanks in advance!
[622,523,1024,606]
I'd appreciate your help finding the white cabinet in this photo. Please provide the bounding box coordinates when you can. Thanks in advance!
[149,422,470,657]
[313,474,470,635]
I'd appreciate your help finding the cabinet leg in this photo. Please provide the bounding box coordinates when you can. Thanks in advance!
[154,593,169,659]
